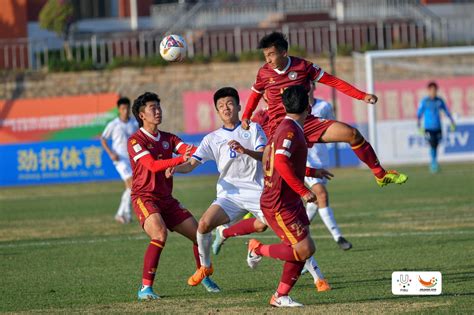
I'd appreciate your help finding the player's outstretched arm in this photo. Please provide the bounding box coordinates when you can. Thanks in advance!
[172,158,200,174]
[318,73,377,104]
[228,140,263,161]
[305,167,334,180]
[138,145,192,173]
[242,91,263,130]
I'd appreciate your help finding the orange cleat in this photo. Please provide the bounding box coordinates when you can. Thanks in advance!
[187,265,214,286]
[316,279,331,292]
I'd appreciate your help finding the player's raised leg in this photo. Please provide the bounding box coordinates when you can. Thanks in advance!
[213,215,267,255]
[319,121,407,187]
[138,212,167,300]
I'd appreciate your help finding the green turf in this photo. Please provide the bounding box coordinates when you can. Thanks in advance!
[1,163,473,313]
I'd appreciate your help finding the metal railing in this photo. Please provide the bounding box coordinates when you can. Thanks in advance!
[2,17,472,71]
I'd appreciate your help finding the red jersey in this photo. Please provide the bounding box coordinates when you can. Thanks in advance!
[261,117,308,212]
[251,108,270,138]
[128,127,185,199]
[251,56,323,132]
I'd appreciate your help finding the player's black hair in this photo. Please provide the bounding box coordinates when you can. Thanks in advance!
[427,81,438,89]
[282,85,309,114]
[213,87,240,108]
[258,32,289,52]
[117,97,131,108]
[132,92,161,127]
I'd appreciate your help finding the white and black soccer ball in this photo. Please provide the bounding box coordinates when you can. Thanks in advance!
[159,34,187,62]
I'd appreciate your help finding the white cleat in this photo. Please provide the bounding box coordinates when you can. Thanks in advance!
[247,239,263,269]
[270,294,303,307]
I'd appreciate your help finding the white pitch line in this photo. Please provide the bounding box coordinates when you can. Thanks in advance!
[1,230,473,250]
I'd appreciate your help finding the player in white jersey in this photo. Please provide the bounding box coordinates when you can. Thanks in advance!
[101,97,138,224]
[168,87,268,288]
[305,83,352,250]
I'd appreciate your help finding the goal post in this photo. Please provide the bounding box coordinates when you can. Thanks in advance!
[354,46,474,165]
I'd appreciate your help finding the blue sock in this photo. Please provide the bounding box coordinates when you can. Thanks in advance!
[430,147,437,165]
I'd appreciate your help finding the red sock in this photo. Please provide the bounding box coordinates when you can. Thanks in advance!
[351,140,386,178]
[223,218,257,238]
[255,243,299,262]
[193,243,201,269]
[277,261,305,296]
[142,239,165,286]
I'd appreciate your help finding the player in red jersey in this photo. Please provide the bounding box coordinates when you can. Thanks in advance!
[242,32,407,187]
[247,85,320,307]
[128,92,220,300]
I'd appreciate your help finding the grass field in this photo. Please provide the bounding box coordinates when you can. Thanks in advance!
[1,163,473,314]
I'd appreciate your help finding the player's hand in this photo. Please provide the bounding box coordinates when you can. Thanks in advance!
[165,167,175,178]
[314,169,334,180]
[228,140,246,154]
[302,191,317,203]
[364,94,378,104]
[242,118,251,130]
[183,145,193,161]
[110,153,119,162]
[418,127,425,136]
[450,123,456,132]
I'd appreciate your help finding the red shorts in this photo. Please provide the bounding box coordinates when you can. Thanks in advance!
[269,115,335,145]
[303,115,336,145]
[262,203,310,246]
[132,195,193,230]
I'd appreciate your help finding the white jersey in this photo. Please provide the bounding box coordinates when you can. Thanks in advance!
[307,99,335,169]
[193,122,267,199]
[102,117,138,160]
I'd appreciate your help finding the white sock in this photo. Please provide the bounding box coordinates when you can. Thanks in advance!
[196,231,212,267]
[305,256,325,281]
[117,188,131,218]
[306,202,318,222]
[319,207,342,241]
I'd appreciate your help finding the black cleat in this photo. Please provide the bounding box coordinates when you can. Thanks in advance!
[337,237,352,251]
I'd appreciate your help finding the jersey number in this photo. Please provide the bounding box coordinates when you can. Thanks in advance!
[229,148,237,158]
[263,142,275,177]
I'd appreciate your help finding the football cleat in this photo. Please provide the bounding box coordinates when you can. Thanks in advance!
[187,265,214,286]
[270,294,303,307]
[201,276,221,293]
[316,279,332,292]
[376,170,408,187]
[337,236,353,251]
[115,214,130,224]
[137,286,160,300]
[430,162,440,174]
[247,239,263,269]
[212,225,226,255]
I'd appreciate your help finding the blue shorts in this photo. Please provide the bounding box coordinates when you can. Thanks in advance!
[425,129,442,148]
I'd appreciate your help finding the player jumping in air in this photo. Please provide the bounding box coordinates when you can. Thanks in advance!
[241,32,407,187]
[417,81,456,173]
[169,87,331,293]
[248,85,322,307]
[127,92,219,300]
[100,97,138,224]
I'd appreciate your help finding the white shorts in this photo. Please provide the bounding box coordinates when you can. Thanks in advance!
[212,195,266,225]
[304,176,327,188]
[114,160,132,181]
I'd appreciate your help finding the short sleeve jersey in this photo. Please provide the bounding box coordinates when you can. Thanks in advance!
[252,56,325,132]
[101,117,138,160]
[261,117,308,211]
[127,127,186,199]
[306,99,335,169]
[192,122,267,198]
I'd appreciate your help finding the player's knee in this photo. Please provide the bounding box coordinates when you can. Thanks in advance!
[254,220,268,233]
[148,226,167,242]
[295,239,316,261]
[316,191,328,206]
[350,128,364,145]
[198,217,213,234]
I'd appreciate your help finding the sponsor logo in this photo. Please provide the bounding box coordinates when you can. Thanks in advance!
[392,272,441,295]
[287,131,294,139]
[288,71,297,80]
[130,139,137,145]
[283,139,292,149]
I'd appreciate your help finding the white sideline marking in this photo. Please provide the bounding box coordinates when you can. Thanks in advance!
[1,230,473,249]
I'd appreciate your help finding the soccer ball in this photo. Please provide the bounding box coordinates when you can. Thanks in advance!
[159,34,187,62]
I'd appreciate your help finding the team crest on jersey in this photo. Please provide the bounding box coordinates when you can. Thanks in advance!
[288,71,298,80]
[241,131,251,140]
[162,141,170,149]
